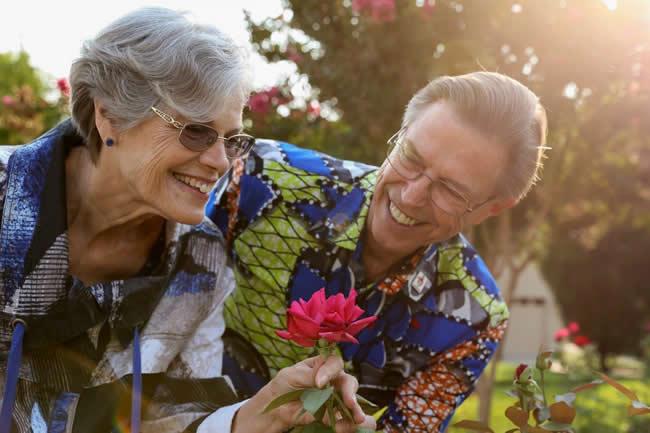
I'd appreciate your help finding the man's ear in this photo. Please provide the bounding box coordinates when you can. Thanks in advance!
[467,197,517,226]
[488,197,517,216]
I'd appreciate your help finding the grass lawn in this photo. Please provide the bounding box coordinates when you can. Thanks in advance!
[448,363,650,433]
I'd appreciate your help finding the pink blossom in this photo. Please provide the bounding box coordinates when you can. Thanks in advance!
[307,100,321,117]
[248,92,271,114]
[422,0,436,16]
[57,78,70,97]
[554,327,570,341]
[287,47,303,63]
[1,95,15,107]
[567,322,580,335]
[352,0,372,13]
[370,0,396,22]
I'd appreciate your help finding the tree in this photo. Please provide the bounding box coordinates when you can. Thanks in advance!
[0,51,68,145]
[541,224,650,370]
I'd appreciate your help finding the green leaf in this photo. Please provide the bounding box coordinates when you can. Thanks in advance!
[326,401,337,429]
[355,428,376,433]
[263,389,305,414]
[301,386,334,415]
[356,393,378,408]
[332,391,355,422]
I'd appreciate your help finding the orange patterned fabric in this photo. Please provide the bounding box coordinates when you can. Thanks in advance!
[383,321,507,433]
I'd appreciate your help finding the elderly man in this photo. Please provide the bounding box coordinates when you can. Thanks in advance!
[207,71,548,432]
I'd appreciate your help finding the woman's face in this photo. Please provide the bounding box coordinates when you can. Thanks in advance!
[106,97,245,225]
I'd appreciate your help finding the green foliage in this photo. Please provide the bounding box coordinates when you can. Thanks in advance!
[541,225,650,364]
[449,363,650,433]
[0,51,68,145]
[0,51,46,96]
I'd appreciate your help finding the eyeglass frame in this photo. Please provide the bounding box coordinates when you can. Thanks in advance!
[150,106,255,159]
[385,126,494,218]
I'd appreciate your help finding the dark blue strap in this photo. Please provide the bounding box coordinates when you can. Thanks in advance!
[131,326,141,433]
[0,320,26,433]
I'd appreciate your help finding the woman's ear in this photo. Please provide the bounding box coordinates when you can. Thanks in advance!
[94,100,116,144]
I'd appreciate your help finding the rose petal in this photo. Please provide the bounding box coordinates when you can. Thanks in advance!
[343,288,358,319]
[345,315,377,336]
[289,313,321,339]
[320,331,359,344]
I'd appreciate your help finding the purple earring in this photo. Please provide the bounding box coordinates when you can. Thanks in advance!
[105,138,114,147]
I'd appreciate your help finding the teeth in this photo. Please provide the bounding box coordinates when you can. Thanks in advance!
[173,173,214,194]
[389,202,418,226]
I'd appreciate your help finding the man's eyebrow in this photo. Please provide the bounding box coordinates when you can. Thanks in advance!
[402,138,426,163]
[405,137,473,197]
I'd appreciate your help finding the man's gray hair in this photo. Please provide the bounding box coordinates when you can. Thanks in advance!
[69,7,253,162]
[403,72,548,200]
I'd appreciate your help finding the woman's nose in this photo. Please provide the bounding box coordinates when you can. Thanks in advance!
[199,139,230,176]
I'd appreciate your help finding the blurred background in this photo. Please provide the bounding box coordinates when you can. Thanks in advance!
[2,1,649,431]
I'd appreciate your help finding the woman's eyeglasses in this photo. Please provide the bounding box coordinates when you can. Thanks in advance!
[150,106,255,159]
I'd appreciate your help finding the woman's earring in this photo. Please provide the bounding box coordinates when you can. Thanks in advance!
[105,138,115,147]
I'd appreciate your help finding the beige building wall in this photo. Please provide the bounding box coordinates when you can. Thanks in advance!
[497,264,566,363]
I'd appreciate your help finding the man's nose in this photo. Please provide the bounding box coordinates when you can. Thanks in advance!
[401,176,430,207]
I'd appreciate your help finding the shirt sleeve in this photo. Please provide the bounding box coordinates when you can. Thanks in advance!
[196,400,248,433]
[379,320,507,433]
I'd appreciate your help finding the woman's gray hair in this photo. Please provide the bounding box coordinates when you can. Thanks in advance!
[69,7,253,162]
[403,71,548,200]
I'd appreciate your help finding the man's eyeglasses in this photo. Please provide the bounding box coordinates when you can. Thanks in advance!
[150,106,255,159]
[386,126,491,218]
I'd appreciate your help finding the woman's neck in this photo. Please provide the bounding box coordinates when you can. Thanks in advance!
[65,146,164,249]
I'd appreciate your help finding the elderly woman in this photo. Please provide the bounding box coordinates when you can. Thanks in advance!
[207,72,548,432]
[0,7,373,433]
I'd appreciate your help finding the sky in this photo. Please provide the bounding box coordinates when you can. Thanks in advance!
[2,0,289,88]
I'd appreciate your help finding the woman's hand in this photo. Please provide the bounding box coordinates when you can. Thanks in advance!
[231,355,376,433]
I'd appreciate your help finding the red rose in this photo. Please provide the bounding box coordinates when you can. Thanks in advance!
[276,288,377,347]
[567,321,580,335]
[514,363,529,381]
[573,335,591,347]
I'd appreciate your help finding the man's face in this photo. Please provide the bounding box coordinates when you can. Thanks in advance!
[365,101,511,259]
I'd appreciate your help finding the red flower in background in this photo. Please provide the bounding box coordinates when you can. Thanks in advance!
[352,0,396,22]
[554,327,570,341]
[248,92,271,114]
[56,78,70,98]
[1,95,15,107]
[573,335,591,347]
[514,363,528,381]
[277,288,377,347]
[567,321,580,335]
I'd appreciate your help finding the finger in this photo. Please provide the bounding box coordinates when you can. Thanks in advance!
[332,374,364,423]
[334,414,376,433]
[281,355,327,389]
[314,355,344,388]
